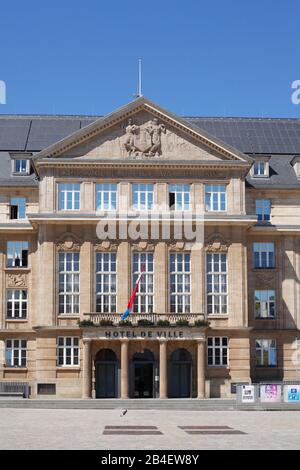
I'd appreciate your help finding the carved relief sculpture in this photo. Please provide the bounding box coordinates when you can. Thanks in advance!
[7,273,27,288]
[146,118,166,156]
[124,118,139,156]
[205,233,230,252]
[123,117,166,157]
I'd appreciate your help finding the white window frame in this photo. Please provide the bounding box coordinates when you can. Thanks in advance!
[251,160,269,178]
[96,252,117,313]
[12,159,30,175]
[169,252,191,313]
[132,183,154,211]
[7,241,29,268]
[255,199,271,222]
[58,183,80,211]
[206,253,228,315]
[207,337,228,366]
[6,289,28,319]
[10,197,26,220]
[168,184,190,211]
[205,184,227,212]
[5,339,27,367]
[253,242,275,269]
[255,290,276,319]
[96,183,117,211]
[57,337,80,367]
[255,339,277,366]
[133,252,154,313]
[58,252,80,315]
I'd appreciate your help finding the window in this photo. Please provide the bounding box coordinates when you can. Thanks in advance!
[133,252,154,313]
[96,183,117,211]
[58,183,80,211]
[252,160,269,177]
[57,337,79,366]
[7,289,28,319]
[256,199,270,222]
[253,242,275,269]
[207,337,228,366]
[205,185,227,212]
[58,252,80,315]
[10,197,26,220]
[256,339,277,366]
[168,184,190,210]
[255,290,276,318]
[7,241,28,267]
[5,339,27,367]
[206,253,227,314]
[13,159,29,175]
[170,253,191,313]
[96,252,117,313]
[132,184,153,210]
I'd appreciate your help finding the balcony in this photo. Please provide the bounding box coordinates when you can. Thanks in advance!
[83,312,206,326]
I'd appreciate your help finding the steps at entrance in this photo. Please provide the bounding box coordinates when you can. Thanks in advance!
[0,398,237,410]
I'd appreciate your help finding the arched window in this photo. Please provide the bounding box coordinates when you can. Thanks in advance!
[132,349,154,362]
[170,348,192,362]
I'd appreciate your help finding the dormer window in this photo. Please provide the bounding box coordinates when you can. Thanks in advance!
[291,156,300,178]
[252,160,269,178]
[12,159,30,175]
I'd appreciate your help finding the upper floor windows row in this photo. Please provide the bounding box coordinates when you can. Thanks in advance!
[57,183,228,212]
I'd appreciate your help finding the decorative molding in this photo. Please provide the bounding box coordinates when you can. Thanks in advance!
[132,241,156,252]
[93,240,119,252]
[168,241,186,251]
[205,233,230,252]
[6,273,27,288]
[255,272,276,288]
[56,233,82,252]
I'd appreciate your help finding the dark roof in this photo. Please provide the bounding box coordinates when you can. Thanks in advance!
[0,114,300,189]
[1,114,300,154]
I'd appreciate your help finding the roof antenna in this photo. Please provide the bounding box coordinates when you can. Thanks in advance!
[137,58,143,97]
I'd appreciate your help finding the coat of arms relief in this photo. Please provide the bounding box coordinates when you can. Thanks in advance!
[123,118,166,157]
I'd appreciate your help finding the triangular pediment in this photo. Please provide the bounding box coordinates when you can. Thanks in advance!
[34,97,252,164]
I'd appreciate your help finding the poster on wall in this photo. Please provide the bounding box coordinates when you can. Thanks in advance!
[284,385,300,403]
[241,385,255,403]
[260,384,282,403]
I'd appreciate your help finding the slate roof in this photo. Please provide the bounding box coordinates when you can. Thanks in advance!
[0,114,300,188]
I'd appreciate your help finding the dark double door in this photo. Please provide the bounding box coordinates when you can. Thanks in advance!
[133,363,154,398]
[169,363,191,398]
[96,362,117,398]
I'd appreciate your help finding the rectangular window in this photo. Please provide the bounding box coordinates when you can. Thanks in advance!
[206,253,227,315]
[205,184,227,212]
[57,337,79,366]
[13,159,29,175]
[256,199,270,222]
[255,290,276,319]
[7,241,28,268]
[5,339,27,367]
[58,183,80,211]
[207,337,228,366]
[253,242,275,268]
[58,252,80,315]
[253,161,268,177]
[168,184,190,210]
[96,252,117,313]
[256,339,277,366]
[133,252,154,313]
[170,253,191,313]
[132,184,153,210]
[96,183,117,211]
[10,197,26,220]
[7,289,28,319]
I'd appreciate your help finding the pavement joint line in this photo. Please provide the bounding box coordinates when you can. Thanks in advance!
[103,431,163,435]
[185,430,247,435]
[105,426,158,429]
[179,425,232,429]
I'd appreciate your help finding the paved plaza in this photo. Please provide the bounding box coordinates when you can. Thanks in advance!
[0,408,299,450]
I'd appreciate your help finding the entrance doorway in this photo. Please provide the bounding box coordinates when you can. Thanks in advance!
[168,348,192,398]
[95,349,118,398]
[132,349,154,398]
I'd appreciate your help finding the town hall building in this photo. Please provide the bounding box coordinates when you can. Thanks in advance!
[0,96,299,399]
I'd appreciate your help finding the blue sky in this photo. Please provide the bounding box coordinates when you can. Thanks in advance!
[1,0,300,117]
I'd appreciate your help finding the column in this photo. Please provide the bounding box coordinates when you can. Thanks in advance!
[82,339,92,398]
[0,339,5,379]
[121,339,129,399]
[197,339,206,398]
[155,243,167,314]
[159,339,168,398]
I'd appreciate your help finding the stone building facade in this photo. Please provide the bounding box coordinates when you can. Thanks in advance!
[0,96,299,398]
